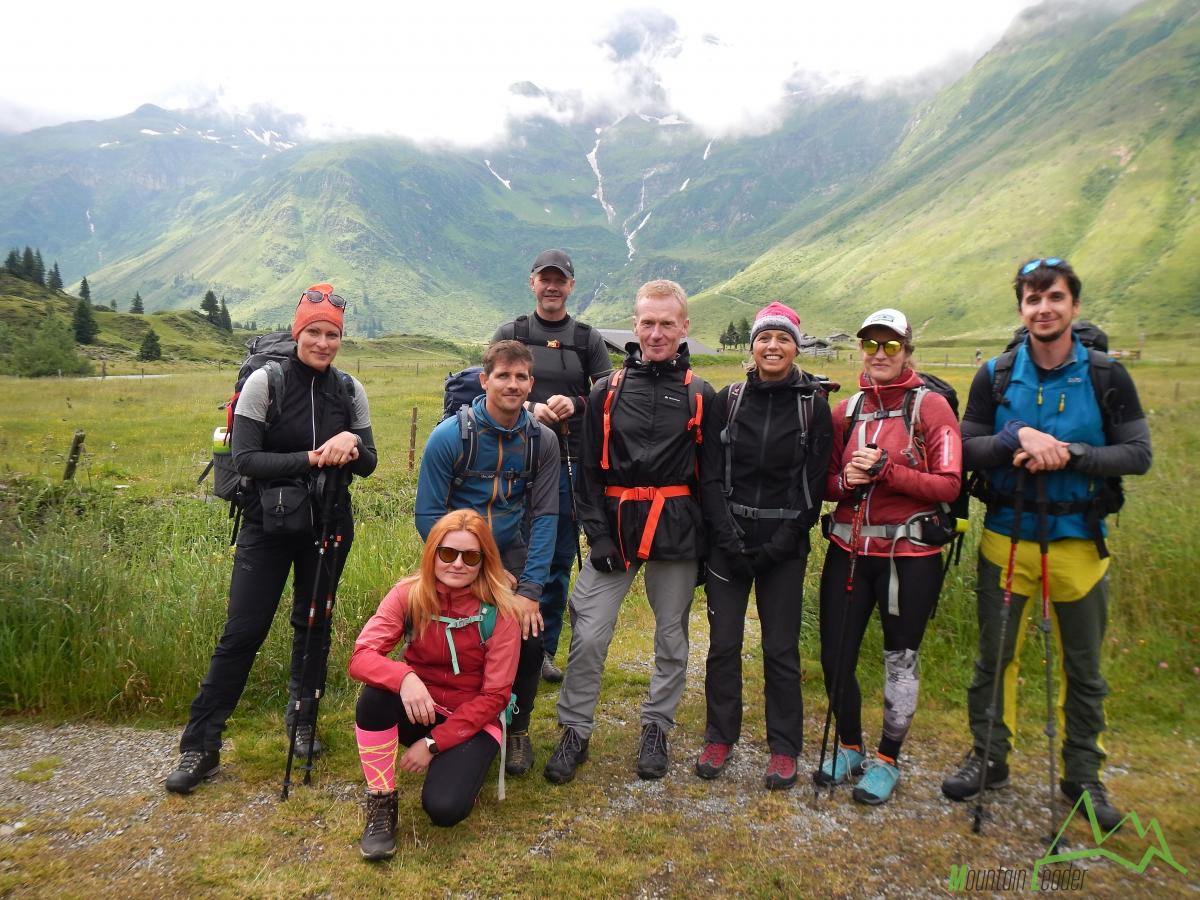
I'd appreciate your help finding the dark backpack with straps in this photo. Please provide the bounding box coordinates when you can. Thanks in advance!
[200,330,355,502]
[442,366,486,422]
[512,315,596,378]
[843,372,969,563]
[721,372,836,520]
[600,366,706,471]
[973,320,1124,555]
[448,405,541,499]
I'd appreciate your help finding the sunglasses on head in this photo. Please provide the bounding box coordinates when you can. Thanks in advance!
[298,289,347,309]
[861,338,904,357]
[1019,257,1065,276]
[436,546,482,567]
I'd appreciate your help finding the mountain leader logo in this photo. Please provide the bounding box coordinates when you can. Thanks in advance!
[948,789,1188,892]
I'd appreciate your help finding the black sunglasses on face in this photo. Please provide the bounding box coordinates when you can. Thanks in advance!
[436,546,482,567]
[298,289,347,309]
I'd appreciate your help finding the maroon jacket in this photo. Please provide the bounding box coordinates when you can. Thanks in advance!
[825,368,962,557]
[349,580,519,751]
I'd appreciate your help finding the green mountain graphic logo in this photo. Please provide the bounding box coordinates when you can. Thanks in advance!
[1033,790,1188,888]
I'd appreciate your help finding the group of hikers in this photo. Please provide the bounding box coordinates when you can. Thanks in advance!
[164,252,1151,861]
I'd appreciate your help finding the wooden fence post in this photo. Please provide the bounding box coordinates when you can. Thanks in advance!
[63,430,85,481]
[408,407,419,470]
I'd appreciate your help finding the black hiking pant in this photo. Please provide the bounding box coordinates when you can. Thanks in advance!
[703,548,808,756]
[818,546,942,762]
[180,518,352,753]
[356,685,497,827]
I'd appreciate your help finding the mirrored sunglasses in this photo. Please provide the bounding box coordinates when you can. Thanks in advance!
[861,338,904,357]
[1019,257,1065,276]
[299,289,347,309]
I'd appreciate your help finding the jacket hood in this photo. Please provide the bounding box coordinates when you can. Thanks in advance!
[858,366,923,406]
[623,341,692,374]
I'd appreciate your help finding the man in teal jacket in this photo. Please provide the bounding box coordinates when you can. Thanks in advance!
[416,340,560,776]
[941,258,1151,831]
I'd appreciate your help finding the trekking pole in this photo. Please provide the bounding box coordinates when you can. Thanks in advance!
[281,467,346,800]
[972,466,1026,834]
[1035,474,1060,848]
[561,421,583,569]
[814,444,875,797]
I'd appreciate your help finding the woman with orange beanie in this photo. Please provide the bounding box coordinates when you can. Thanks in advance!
[166,284,378,794]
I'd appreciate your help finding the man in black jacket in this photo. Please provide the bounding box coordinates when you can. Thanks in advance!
[491,249,612,697]
[544,279,715,784]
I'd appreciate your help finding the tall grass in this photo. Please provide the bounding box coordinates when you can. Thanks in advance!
[0,357,1194,735]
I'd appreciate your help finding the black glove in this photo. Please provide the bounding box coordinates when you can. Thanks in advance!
[588,536,623,573]
[713,546,753,581]
[750,548,776,575]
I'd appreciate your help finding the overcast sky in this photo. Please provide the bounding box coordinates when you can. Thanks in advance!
[1,0,1048,144]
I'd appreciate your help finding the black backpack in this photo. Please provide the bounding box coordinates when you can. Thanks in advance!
[721,372,837,519]
[975,320,1124,556]
[511,315,595,378]
[199,330,354,502]
[843,371,970,568]
[442,366,486,422]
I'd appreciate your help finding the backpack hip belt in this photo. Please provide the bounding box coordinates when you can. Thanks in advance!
[827,510,942,615]
[974,485,1115,558]
[604,484,692,568]
[728,502,803,521]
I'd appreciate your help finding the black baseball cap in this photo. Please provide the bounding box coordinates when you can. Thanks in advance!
[531,249,574,278]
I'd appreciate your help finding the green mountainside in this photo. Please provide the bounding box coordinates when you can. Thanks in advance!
[0,0,1195,343]
[689,0,1200,342]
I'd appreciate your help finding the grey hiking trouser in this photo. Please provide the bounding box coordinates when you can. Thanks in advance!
[556,554,697,740]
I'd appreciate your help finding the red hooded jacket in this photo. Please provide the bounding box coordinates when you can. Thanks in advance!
[825,368,962,557]
[348,580,519,751]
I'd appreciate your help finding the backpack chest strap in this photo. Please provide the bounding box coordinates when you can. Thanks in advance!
[432,613,485,675]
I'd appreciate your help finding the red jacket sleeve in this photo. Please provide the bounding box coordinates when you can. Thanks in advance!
[348,581,416,693]
[429,612,520,750]
[876,392,962,503]
[825,398,850,502]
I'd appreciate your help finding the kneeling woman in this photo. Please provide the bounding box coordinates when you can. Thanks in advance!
[815,308,961,805]
[349,510,521,860]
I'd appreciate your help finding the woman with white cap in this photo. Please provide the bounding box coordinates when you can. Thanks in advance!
[814,307,961,805]
[696,301,833,790]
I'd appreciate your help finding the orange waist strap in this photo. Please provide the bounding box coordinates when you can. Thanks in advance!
[604,485,691,566]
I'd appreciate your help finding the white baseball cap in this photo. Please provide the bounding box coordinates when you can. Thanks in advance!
[857,308,911,340]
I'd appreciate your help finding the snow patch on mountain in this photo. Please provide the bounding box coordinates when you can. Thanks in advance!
[85,209,94,235]
[679,178,689,192]
[483,159,512,190]
[139,129,162,136]
[586,137,616,225]
[626,212,652,261]
[99,141,119,148]
[703,141,713,160]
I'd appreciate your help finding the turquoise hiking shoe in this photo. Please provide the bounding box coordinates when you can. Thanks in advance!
[813,745,866,786]
[853,757,900,805]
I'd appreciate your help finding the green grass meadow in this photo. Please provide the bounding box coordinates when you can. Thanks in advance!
[0,346,1197,895]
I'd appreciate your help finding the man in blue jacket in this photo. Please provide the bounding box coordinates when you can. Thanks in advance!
[941,258,1151,831]
[416,340,560,775]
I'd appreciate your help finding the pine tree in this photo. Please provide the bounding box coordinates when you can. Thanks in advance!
[21,247,35,281]
[13,312,92,377]
[219,296,232,332]
[200,289,219,324]
[4,249,20,276]
[138,327,163,361]
[32,249,45,286]
[737,316,751,349]
[47,262,64,292]
[73,297,100,344]
[131,291,144,314]
[79,276,91,303]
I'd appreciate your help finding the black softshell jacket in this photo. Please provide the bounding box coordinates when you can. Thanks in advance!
[700,368,833,562]
[577,344,716,561]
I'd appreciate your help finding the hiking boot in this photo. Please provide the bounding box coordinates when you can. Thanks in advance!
[505,731,534,776]
[544,727,589,785]
[695,742,732,780]
[292,723,324,759]
[541,653,564,683]
[941,750,1009,801]
[165,750,220,794]
[853,757,900,805]
[813,744,866,786]
[764,753,798,791]
[360,790,398,861]
[636,722,670,780]
[1060,780,1123,831]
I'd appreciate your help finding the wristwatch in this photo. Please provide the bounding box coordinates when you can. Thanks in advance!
[1067,443,1086,467]
[424,736,439,755]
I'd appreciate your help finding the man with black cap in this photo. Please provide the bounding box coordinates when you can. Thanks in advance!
[490,249,611,775]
